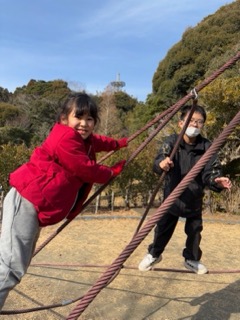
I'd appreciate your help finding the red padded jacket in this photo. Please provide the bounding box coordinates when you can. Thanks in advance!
[10,123,120,226]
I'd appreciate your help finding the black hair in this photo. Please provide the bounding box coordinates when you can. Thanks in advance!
[57,92,100,124]
[180,104,207,122]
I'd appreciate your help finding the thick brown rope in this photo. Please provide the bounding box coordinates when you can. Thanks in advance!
[66,111,240,319]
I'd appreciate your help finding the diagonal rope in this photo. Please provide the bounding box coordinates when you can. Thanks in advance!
[33,50,240,258]
[66,111,240,319]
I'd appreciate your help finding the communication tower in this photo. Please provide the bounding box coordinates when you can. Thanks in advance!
[110,73,126,92]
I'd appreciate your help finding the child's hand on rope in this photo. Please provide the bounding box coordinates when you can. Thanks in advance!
[110,160,126,177]
[117,137,128,149]
[160,157,174,172]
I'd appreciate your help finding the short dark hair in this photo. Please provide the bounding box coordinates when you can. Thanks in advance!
[180,104,207,122]
[57,92,100,124]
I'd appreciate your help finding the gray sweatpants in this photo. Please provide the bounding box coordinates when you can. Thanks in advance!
[0,188,40,310]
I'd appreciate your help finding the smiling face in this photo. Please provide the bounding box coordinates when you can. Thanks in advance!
[58,93,100,140]
[62,109,96,140]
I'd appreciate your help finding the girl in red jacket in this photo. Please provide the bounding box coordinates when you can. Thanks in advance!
[0,92,127,310]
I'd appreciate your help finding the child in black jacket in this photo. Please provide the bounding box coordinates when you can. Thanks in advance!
[138,105,232,274]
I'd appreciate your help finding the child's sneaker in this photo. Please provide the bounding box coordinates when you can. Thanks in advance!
[184,259,208,274]
[138,253,162,271]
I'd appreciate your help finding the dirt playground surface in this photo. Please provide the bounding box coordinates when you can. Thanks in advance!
[1,209,240,320]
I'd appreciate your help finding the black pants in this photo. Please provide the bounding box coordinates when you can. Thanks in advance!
[148,212,203,261]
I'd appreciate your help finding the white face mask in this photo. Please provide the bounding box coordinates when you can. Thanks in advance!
[185,127,201,138]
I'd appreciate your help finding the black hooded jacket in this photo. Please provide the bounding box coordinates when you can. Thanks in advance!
[153,134,223,217]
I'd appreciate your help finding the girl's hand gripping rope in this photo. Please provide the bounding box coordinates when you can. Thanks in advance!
[117,137,128,149]
[110,160,126,177]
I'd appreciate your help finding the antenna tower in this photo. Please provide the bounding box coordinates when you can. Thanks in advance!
[110,73,125,92]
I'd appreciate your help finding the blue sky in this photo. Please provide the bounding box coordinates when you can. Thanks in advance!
[0,0,234,102]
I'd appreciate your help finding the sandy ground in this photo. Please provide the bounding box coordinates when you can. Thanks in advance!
[1,209,240,320]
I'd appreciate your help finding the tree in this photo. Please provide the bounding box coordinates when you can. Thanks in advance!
[0,87,11,102]
[114,91,137,114]
[97,87,124,137]
[0,143,32,192]
[200,76,240,179]
[0,102,20,126]
[200,77,240,135]
[15,79,70,101]
[0,127,32,146]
